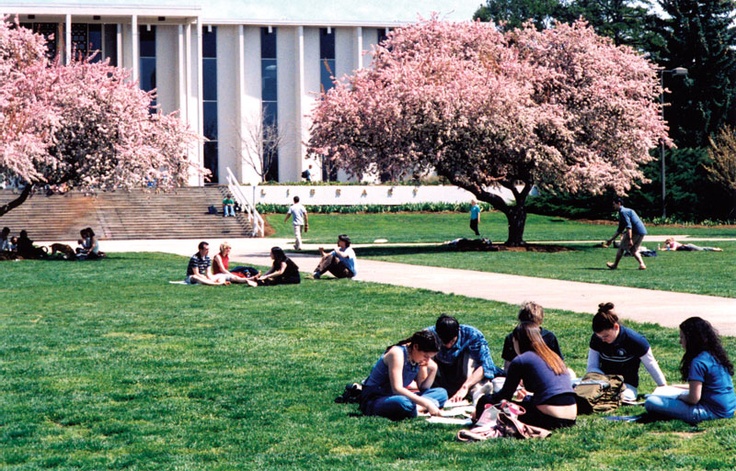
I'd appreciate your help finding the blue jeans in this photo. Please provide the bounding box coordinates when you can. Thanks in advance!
[644,395,719,424]
[223,205,235,217]
[366,388,448,421]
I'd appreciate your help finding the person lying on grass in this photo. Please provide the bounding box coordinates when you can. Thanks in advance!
[660,238,723,252]
[360,330,448,421]
[475,322,577,431]
[645,317,736,424]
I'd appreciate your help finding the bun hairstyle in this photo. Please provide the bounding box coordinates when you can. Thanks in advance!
[518,301,544,325]
[592,302,619,333]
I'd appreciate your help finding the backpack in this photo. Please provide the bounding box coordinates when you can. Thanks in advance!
[334,382,363,404]
[574,372,625,414]
[301,170,309,179]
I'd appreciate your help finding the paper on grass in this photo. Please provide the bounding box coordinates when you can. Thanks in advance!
[427,416,473,426]
[648,385,689,398]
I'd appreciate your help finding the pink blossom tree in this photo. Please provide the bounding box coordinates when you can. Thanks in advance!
[0,17,202,217]
[308,18,668,245]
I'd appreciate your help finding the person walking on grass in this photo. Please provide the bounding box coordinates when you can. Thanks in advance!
[284,196,308,250]
[604,196,647,270]
[469,200,481,236]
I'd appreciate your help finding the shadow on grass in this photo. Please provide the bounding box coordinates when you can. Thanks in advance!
[354,245,447,257]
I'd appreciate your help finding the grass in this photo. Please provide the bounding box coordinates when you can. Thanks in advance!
[265,212,736,298]
[265,212,736,245]
[2,254,736,470]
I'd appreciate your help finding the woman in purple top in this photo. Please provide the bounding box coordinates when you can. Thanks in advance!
[360,330,448,421]
[645,317,736,424]
[476,322,577,430]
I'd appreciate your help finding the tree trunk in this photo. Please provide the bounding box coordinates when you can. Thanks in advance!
[504,204,527,247]
[0,184,34,218]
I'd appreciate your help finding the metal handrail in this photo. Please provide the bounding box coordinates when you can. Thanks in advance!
[225,167,264,237]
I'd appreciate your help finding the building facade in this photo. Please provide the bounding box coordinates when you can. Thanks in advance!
[2,1,476,186]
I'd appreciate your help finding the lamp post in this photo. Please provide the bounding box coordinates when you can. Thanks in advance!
[659,66,688,219]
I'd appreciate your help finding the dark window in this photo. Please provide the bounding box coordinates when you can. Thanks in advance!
[202,27,218,182]
[203,102,218,141]
[204,141,219,183]
[103,24,118,66]
[139,25,156,57]
[261,27,277,59]
[139,25,156,102]
[88,24,102,62]
[202,58,218,101]
[261,28,278,181]
[261,59,277,102]
[320,28,336,93]
[378,28,389,45]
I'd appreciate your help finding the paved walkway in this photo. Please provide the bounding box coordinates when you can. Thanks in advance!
[66,236,736,337]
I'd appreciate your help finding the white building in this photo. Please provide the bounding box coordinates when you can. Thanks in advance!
[2,1,479,186]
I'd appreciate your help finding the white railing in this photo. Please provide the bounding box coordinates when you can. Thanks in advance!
[225,167,264,237]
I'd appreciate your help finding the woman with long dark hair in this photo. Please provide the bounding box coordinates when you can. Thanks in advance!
[360,330,448,421]
[255,247,300,285]
[475,322,577,430]
[645,317,736,424]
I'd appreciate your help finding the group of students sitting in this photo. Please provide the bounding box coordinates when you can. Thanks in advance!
[0,226,102,260]
[359,302,736,431]
[184,234,357,286]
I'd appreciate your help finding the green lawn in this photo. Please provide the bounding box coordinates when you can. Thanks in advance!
[265,212,736,245]
[266,212,736,298]
[1,254,736,470]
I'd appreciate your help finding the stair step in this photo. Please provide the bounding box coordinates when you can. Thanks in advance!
[0,187,256,241]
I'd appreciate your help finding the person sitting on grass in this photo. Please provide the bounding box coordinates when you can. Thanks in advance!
[76,228,104,260]
[427,314,502,405]
[661,238,723,252]
[586,302,667,402]
[312,234,357,279]
[212,242,257,286]
[644,317,735,424]
[360,330,448,421]
[475,322,577,430]
[255,247,301,286]
[186,241,226,286]
[502,301,564,372]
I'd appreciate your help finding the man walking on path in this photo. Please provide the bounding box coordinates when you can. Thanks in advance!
[284,196,308,250]
[604,197,648,270]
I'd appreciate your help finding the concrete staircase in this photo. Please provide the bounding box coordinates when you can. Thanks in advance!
[0,186,255,241]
